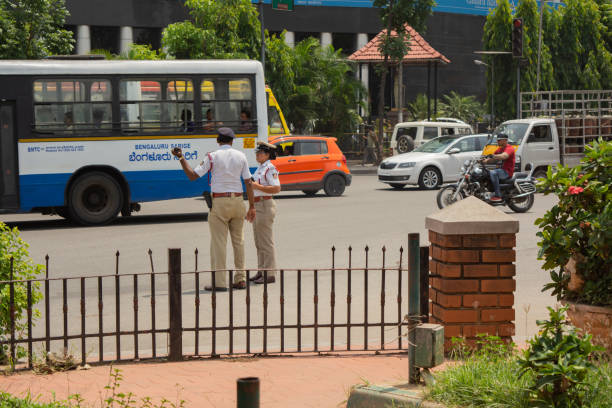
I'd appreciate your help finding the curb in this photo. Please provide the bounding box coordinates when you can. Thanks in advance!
[348,166,378,175]
[347,384,445,408]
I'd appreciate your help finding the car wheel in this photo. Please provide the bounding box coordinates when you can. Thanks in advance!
[418,167,442,190]
[389,183,405,189]
[324,174,346,197]
[68,172,123,226]
[397,136,415,154]
[302,189,319,196]
[532,168,547,180]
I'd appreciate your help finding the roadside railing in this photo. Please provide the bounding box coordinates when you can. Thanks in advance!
[1,239,429,369]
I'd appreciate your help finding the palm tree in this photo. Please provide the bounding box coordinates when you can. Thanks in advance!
[440,91,485,124]
[407,94,447,121]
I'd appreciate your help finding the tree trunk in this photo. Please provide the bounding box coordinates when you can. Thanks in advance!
[377,63,388,164]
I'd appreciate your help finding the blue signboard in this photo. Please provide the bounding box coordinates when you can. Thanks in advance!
[258,0,559,16]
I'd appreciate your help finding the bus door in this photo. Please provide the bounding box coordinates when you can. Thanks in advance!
[0,101,18,210]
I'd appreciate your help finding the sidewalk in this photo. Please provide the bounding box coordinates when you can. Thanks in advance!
[347,160,378,175]
[0,354,409,408]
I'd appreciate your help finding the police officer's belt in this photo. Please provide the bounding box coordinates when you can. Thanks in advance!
[254,196,273,202]
[212,192,243,198]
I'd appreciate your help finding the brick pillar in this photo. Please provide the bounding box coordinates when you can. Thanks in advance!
[425,196,519,350]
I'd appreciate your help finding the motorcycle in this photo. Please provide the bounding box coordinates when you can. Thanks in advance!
[436,155,537,213]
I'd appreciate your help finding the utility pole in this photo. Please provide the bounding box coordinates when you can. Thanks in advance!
[259,0,265,73]
[536,0,545,92]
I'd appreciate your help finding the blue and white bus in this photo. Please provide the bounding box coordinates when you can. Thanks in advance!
[0,59,267,225]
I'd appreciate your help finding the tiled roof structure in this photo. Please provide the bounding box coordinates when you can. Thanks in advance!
[348,25,450,64]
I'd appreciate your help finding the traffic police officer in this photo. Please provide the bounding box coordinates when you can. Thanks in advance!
[172,127,255,291]
[249,142,281,284]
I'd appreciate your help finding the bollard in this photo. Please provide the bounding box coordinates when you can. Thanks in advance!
[237,377,259,408]
[408,233,421,384]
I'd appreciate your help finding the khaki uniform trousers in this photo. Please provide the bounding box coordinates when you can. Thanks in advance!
[209,196,246,287]
[253,199,277,278]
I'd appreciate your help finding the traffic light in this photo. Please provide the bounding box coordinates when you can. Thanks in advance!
[512,18,523,58]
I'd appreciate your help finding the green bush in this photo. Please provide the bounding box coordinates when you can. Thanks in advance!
[537,138,612,306]
[0,222,43,365]
[518,306,604,407]
[427,309,610,408]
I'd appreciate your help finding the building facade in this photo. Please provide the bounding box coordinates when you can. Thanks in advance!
[63,0,532,117]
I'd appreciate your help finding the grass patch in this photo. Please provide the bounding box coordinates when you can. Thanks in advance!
[424,335,612,408]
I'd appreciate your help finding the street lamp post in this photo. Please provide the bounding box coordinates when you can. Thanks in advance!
[474,59,494,129]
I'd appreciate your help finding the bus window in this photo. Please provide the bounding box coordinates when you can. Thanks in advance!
[167,80,194,132]
[33,79,111,134]
[120,79,194,133]
[201,78,254,133]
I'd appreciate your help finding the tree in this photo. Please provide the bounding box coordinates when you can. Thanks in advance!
[483,0,516,121]
[162,0,260,60]
[0,0,73,59]
[440,92,485,125]
[407,93,446,121]
[515,0,555,93]
[373,0,435,162]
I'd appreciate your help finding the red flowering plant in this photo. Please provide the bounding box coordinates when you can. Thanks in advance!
[537,139,611,306]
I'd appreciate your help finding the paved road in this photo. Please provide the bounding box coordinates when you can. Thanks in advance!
[1,175,557,359]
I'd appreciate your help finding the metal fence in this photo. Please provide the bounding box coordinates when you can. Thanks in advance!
[1,241,429,369]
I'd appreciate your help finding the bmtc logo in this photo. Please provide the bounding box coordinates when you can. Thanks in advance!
[28,146,41,152]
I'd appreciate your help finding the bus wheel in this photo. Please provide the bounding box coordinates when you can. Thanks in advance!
[68,172,123,226]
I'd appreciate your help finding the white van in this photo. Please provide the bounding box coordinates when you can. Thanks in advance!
[390,120,473,155]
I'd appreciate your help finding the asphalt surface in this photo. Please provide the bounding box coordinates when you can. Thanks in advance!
[1,174,557,360]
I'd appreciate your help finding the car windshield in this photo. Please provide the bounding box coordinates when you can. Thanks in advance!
[492,123,529,144]
[414,136,457,153]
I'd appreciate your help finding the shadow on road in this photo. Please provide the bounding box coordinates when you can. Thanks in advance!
[5,212,209,231]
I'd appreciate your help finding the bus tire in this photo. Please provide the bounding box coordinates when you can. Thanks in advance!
[68,172,123,226]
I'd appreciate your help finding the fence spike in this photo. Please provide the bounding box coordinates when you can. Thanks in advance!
[115,250,120,275]
[45,255,49,279]
[148,249,154,273]
[195,248,199,271]
[331,246,336,269]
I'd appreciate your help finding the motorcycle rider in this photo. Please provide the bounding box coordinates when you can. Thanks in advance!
[483,133,515,202]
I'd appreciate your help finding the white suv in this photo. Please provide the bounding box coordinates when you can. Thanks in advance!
[390,120,473,155]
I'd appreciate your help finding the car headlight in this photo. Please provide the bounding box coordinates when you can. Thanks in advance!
[398,162,416,168]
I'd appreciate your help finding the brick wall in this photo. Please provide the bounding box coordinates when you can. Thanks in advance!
[428,230,516,350]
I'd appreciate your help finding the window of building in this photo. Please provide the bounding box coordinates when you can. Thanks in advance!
[90,26,119,55]
[33,79,112,134]
[133,27,162,50]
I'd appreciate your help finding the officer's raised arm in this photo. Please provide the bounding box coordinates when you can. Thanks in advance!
[171,147,207,181]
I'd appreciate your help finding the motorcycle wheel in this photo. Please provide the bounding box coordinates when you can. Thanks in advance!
[507,194,534,213]
[436,185,465,209]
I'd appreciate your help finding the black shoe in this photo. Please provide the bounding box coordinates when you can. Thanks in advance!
[254,276,275,284]
[232,281,247,290]
[204,285,228,292]
[248,273,263,282]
